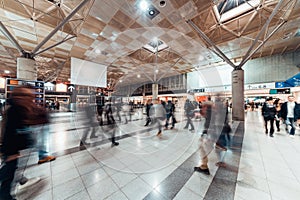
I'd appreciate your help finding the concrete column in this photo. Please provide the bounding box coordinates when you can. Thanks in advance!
[17,57,37,80]
[152,83,158,99]
[232,69,244,121]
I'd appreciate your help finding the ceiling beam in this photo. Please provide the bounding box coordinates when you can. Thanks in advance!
[0,21,25,56]
[32,4,58,21]
[238,0,285,68]
[280,46,287,55]
[33,35,76,56]
[31,0,90,55]
[239,20,286,67]
[187,19,236,68]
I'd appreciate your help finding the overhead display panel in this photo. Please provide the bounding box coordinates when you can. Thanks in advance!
[71,57,107,87]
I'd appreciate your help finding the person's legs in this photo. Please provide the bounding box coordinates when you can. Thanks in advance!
[0,159,18,200]
[264,119,268,134]
[203,117,210,134]
[171,113,176,128]
[110,127,119,146]
[288,117,295,135]
[165,114,171,128]
[187,116,194,131]
[275,119,280,131]
[37,125,50,160]
[194,137,210,175]
[269,119,274,137]
[156,117,162,136]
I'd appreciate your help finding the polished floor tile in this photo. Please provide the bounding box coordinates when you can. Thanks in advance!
[11,110,300,200]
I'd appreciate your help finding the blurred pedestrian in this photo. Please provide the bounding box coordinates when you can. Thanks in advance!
[183,99,195,132]
[0,86,39,200]
[144,99,152,126]
[150,99,166,136]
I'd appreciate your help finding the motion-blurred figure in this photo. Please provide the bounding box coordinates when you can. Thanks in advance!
[0,86,39,200]
[144,99,153,126]
[183,99,195,132]
[200,96,213,135]
[150,99,166,136]
[80,104,98,146]
[194,95,228,175]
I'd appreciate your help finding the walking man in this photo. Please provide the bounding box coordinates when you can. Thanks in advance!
[280,95,300,138]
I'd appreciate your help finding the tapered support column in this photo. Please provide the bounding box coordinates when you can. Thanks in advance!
[152,83,158,100]
[17,57,37,80]
[232,69,244,121]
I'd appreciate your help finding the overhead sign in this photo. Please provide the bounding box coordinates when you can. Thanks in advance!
[67,84,75,93]
[245,82,275,90]
[284,73,300,87]
[5,78,45,106]
[269,88,290,94]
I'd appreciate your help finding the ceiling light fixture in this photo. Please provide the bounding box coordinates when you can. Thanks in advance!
[149,10,155,15]
[4,70,10,74]
[139,0,149,11]
[137,74,141,78]
[95,49,101,54]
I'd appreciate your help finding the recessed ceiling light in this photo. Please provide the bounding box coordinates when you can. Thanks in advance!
[137,74,141,78]
[155,69,159,73]
[95,49,101,54]
[119,80,123,82]
[149,10,155,15]
[198,55,204,61]
[4,70,10,74]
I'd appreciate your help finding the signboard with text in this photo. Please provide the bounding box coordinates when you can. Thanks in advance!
[6,78,45,106]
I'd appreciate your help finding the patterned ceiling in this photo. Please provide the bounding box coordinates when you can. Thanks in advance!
[0,0,299,87]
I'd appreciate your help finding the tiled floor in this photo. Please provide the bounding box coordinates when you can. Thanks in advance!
[10,109,300,200]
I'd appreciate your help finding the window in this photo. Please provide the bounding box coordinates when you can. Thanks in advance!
[214,0,260,22]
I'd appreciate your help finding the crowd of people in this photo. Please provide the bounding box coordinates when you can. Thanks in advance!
[262,95,300,138]
[7,86,300,199]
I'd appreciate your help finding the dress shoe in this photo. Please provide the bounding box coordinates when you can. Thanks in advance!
[112,142,119,146]
[194,167,210,175]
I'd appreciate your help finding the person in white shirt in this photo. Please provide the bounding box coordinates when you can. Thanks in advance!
[280,95,300,137]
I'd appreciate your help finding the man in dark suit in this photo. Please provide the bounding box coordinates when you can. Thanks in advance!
[280,95,300,137]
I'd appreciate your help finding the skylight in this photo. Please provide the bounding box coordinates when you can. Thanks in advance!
[214,0,260,22]
[143,39,168,53]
